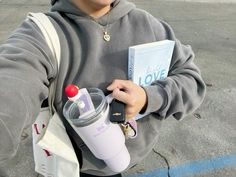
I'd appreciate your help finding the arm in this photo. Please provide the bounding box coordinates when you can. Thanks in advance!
[107,17,206,120]
[143,19,206,120]
[0,18,56,164]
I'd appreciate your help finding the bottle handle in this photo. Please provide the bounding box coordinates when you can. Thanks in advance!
[105,94,114,104]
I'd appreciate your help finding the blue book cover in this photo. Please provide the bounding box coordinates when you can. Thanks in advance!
[128,40,175,86]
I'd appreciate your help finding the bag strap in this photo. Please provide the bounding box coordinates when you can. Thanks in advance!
[27,12,61,113]
[28,12,83,167]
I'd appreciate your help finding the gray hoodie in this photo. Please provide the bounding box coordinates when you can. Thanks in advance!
[0,0,206,175]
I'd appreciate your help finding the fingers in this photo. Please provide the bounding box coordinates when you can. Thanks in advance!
[107,79,132,91]
[107,80,137,106]
[107,79,147,120]
[112,88,135,120]
[111,88,133,105]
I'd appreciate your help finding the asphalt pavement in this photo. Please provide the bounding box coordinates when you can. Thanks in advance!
[0,0,235,177]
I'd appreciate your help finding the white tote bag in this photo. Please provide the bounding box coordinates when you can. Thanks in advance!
[28,12,80,177]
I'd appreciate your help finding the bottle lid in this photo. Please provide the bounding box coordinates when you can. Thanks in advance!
[64,84,79,98]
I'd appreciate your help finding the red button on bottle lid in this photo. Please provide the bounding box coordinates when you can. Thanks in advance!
[64,84,79,98]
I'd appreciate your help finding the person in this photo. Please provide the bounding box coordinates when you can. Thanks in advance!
[0,0,206,176]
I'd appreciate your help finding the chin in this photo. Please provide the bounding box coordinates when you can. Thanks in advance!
[90,0,115,7]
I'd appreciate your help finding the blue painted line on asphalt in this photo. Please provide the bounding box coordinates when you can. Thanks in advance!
[126,153,236,177]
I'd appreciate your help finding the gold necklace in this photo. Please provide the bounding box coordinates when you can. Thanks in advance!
[103,30,110,42]
[102,11,111,42]
[90,7,111,42]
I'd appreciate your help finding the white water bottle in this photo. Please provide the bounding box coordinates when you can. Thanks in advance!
[63,85,130,172]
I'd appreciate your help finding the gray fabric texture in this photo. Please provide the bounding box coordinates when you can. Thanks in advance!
[0,0,206,176]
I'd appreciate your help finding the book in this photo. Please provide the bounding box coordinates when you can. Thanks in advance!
[128,40,175,86]
[128,40,175,120]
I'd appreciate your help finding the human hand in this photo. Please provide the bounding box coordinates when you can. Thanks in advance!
[107,79,147,120]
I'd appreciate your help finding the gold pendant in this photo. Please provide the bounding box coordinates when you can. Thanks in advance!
[103,31,110,42]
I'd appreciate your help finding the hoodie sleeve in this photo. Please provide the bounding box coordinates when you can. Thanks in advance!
[0,18,57,163]
[141,15,206,120]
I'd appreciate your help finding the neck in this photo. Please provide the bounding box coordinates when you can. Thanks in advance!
[73,1,111,18]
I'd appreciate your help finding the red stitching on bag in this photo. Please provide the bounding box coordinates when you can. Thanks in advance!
[34,123,47,135]
[43,149,52,157]
[34,124,40,134]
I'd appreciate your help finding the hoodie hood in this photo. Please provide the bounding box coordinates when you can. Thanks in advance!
[51,0,135,25]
